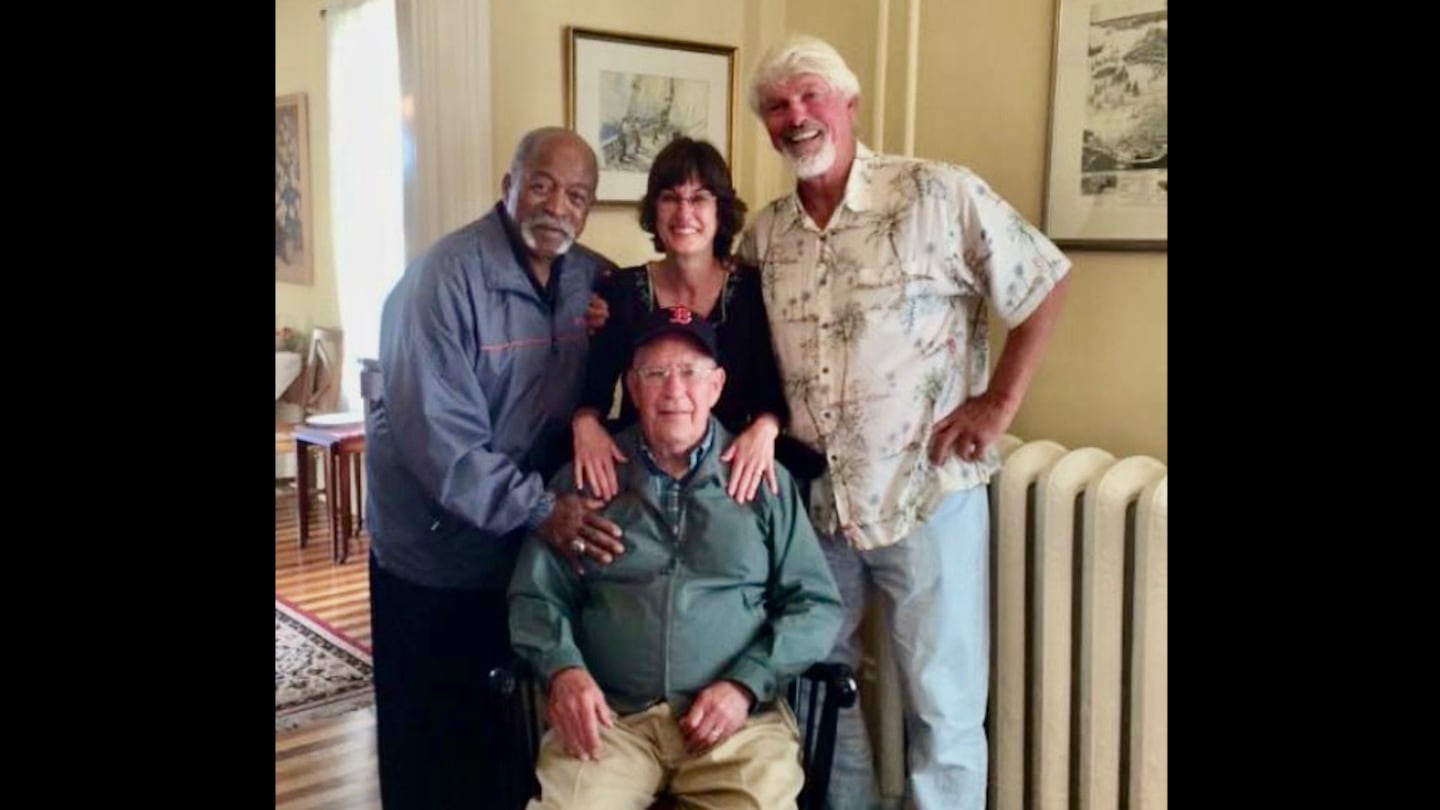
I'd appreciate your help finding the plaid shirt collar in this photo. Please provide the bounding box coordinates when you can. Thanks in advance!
[637,417,717,483]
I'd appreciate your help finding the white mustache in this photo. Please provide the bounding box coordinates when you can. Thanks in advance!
[523,214,575,239]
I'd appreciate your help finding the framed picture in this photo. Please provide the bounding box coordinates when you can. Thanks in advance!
[276,93,314,284]
[1043,0,1167,250]
[567,27,736,205]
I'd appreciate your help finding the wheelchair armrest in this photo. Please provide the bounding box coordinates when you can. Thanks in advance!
[801,661,858,709]
[487,656,545,806]
[489,656,538,698]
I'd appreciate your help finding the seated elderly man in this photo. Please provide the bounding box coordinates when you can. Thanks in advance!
[509,306,844,810]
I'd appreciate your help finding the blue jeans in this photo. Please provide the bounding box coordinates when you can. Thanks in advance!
[799,487,990,810]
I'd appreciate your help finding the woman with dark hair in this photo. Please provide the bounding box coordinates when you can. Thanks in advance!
[571,136,821,503]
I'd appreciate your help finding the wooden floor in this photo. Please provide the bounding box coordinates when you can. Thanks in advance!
[276,485,380,810]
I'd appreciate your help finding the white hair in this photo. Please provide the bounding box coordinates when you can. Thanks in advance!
[748,35,862,115]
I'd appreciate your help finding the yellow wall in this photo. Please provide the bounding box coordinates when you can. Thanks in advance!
[275,0,1166,461]
[275,0,340,334]
[1012,254,1167,460]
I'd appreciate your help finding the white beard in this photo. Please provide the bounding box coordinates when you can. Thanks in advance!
[785,136,836,179]
[521,222,574,255]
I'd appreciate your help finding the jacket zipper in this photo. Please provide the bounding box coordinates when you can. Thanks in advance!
[662,488,685,708]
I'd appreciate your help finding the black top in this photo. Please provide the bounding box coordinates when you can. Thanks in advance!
[580,263,826,482]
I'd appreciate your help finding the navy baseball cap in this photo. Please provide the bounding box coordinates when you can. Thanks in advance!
[632,305,719,360]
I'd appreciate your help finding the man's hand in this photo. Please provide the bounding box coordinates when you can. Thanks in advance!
[585,293,610,334]
[929,272,1069,466]
[928,391,1016,465]
[678,680,754,754]
[546,667,613,761]
[535,493,625,574]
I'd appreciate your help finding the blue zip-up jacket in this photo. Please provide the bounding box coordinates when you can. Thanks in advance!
[365,203,615,590]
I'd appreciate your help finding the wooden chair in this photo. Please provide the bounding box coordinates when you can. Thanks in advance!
[300,326,345,418]
[290,342,370,564]
[276,326,345,470]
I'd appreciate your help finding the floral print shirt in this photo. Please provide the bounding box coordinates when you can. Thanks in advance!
[738,144,1071,550]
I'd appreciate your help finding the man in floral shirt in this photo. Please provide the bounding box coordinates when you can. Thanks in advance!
[739,35,1073,810]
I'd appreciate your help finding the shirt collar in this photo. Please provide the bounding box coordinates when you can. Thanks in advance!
[638,417,717,483]
[780,140,877,231]
[842,141,878,213]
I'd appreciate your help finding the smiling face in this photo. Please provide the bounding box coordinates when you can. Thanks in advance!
[502,132,597,261]
[626,335,725,460]
[757,73,858,181]
[638,137,747,259]
[654,177,719,260]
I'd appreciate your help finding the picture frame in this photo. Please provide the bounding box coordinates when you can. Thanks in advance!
[1042,0,1167,250]
[566,27,736,205]
[276,93,315,284]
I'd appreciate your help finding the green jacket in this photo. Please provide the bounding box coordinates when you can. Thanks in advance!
[508,419,843,716]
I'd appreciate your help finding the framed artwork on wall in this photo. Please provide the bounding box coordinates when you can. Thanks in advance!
[567,27,736,205]
[1043,0,1167,250]
[276,93,315,283]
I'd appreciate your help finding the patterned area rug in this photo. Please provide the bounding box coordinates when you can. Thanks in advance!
[276,596,373,732]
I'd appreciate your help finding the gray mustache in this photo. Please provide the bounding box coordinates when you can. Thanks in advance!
[524,214,575,239]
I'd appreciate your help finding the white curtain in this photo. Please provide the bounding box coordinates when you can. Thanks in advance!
[326,0,406,412]
[395,0,495,261]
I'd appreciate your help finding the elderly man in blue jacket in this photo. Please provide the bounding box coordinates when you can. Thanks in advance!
[363,126,629,810]
[510,307,844,810]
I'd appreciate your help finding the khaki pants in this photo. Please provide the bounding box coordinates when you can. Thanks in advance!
[527,701,804,810]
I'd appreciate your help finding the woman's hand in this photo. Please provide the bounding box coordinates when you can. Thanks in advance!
[719,414,780,503]
[572,409,628,501]
[584,293,610,334]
